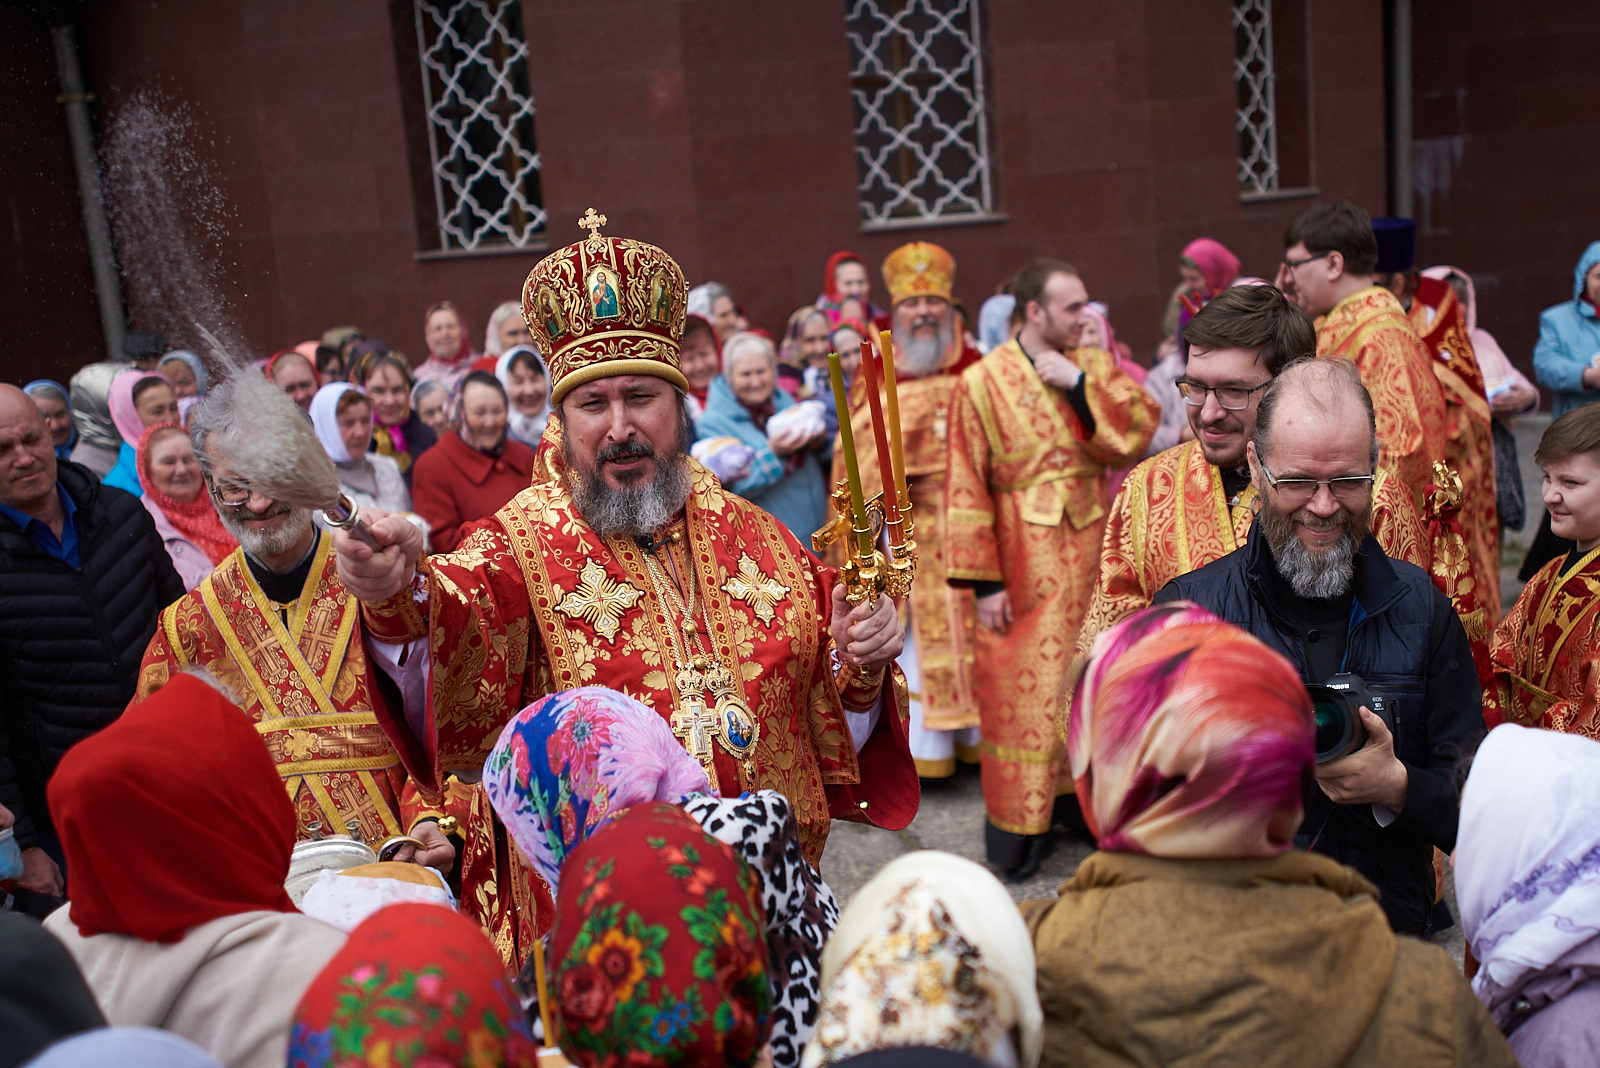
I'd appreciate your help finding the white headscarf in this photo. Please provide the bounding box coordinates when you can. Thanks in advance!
[483,300,523,356]
[687,281,731,320]
[804,851,1041,1068]
[308,381,365,464]
[1457,723,1600,997]
[496,345,550,447]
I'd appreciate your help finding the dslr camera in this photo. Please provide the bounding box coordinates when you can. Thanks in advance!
[1306,673,1395,763]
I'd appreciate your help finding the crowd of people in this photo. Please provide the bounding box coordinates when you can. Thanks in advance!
[1,204,1597,1068]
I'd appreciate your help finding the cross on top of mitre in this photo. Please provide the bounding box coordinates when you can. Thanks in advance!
[578,207,607,240]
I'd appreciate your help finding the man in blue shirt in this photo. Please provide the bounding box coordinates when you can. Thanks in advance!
[0,383,183,904]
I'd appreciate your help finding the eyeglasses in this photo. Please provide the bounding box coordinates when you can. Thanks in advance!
[1176,379,1271,410]
[206,477,255,507]
[1259,463,1374,504]
[1282,251,1332,272]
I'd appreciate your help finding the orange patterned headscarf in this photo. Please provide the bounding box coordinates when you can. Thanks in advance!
[880,241,955,307]
[1066,602,1315,859]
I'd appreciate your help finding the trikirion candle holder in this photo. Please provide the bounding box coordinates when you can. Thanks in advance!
[812,479,919,606]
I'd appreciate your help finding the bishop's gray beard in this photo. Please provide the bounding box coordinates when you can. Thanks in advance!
[567,439,692,540]
[217,499,315,562]
[895,317,954,377]
[1257,497,1370,600]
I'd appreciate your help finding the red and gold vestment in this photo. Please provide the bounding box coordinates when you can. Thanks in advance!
[1408,275,1500,621]
[1075,439,1430,658]
[1317,285,1449,493]
[363,444,916,965]
[832,336,983,756]
[135,536,439,843]
[944,341,1157,835]
[1484,546,1600,737]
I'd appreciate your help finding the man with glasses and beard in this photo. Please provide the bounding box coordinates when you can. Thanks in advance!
[834,241,985,781]
[330,213,916,969]
[133,377,455,872]
[944,258,1158,878]
[1154,358,1484,935]
[1076,285,1429,657]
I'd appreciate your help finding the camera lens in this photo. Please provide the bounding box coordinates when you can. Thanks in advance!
[1312,697,1347,755]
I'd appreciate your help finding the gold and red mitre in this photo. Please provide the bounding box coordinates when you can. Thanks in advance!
[522,208,690,405]
[881,241,955,306]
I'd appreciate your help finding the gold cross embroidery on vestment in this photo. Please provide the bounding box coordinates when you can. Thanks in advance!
[721,553,789,626]
[554,559,645,643]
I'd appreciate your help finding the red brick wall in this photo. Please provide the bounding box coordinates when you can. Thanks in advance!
[1411,0,1600,394]
[4,0,1394,385]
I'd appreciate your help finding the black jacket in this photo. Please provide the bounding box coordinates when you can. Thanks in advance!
[0,462,184,849]
[1155,525,1484,935]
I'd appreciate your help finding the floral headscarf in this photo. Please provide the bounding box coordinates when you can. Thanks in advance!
[288,902,538,1068]
[483,688,709,901]
[1066,602,1315,859]
[804,851,1040,1068]
[683,791,841,1068]
[549,802,772,1068]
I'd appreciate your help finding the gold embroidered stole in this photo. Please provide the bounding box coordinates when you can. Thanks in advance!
[1518,546,1600,712]
[163,539,401,835]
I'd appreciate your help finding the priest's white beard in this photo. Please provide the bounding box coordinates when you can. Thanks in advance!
[895,316,954,377]
[217,500,315,562]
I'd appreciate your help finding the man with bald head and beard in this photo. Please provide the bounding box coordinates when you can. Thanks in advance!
[1155,358,1485,935]
[835,241,985,781]
[134,378,455,873]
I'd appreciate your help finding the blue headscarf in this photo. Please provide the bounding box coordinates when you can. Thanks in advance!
[22,380,77,458]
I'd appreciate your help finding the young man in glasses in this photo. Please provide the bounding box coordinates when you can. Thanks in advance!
[1276,202,1448,492]
[1153,357,1484,937]
[1077,285,1429,657]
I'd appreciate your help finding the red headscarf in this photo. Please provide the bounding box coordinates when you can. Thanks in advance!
[288,903,538,1067]
[424,300,473,366]
[682,314,721,405]
[136,422,239,565]
[48,674,299,942]
[822,250,866,303]
[264,348,322,389]
[1181,238,1242,298]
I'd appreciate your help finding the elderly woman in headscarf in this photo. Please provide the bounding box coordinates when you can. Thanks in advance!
[1456,724,1600,1067]
[696,331,830,542]
[288,903,539,1068]
[414,300,478,396]
[1162,237,1244,336]
[779,306,833,400]
[158,350,209,425]
[484,299,534,357]
[307,380,418,536]
[497,344,551,447]
[815,251,885,324]
[1023,603,1515,1068]
[688,281,741,343]
[409,378,450,436]
[803,850,1040,1068]
[22,380,77,458]
[264,346,321,412]
[348,344,437,488]
[42,673,346,1068]
[548,802,774,1068]
[102,369,178,498]
[136,422,237,590]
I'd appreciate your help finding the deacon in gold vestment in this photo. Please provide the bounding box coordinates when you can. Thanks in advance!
[134,396,452,867]
[333,213,917,966]
[1078,286,1429,656]
[833,240,983,777]
[945,259,1156,874]
[1482,405,1600,737]
[1280,204,1447,494]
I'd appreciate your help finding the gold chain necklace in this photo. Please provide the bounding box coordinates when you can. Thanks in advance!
[638,541,760,788]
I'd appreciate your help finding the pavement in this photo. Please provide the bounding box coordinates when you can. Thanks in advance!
[819,412,1555,966]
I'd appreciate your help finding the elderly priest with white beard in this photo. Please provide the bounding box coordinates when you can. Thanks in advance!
[1151,357,1484,937]
[330,210,917,968]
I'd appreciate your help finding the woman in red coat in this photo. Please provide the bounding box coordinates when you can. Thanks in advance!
[410,370,535,553]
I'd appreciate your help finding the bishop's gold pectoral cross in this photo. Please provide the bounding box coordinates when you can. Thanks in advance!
[669,665,722,791]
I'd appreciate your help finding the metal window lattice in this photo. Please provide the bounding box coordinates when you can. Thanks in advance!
[846,0,993,226]
[414,0,544,250]
[1234,0,1279,195]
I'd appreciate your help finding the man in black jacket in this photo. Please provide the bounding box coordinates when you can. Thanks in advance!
[1155,358,1483,935]
[0,383,183,896]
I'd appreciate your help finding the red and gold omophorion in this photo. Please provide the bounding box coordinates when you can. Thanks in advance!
[1408,274,1500,621]
[363,440,917,967]
[944,340,1157,835]
[1483,546,1600,737]
[1075,439,1430,657]
[1317,285,1449,494]
[833,331,983,773]
[135,535,440,843]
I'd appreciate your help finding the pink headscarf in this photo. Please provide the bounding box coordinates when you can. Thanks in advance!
[108,369,173,446]
[1182,238,1242,297]
[1066,602,1314,859]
